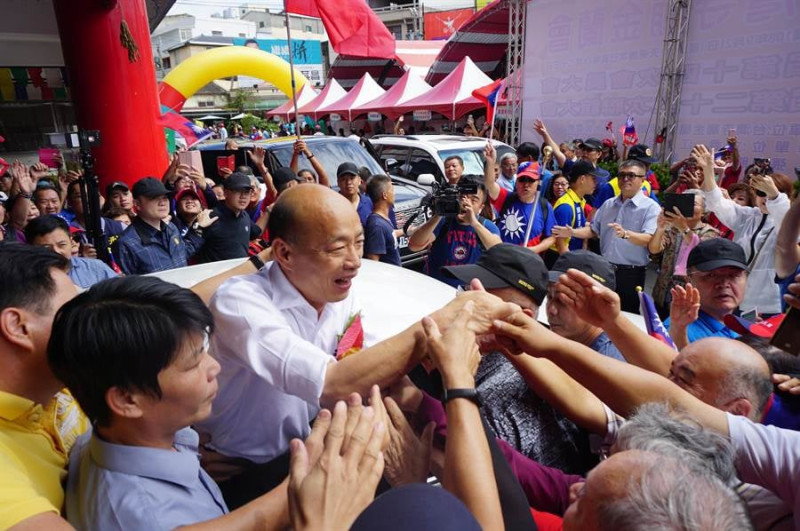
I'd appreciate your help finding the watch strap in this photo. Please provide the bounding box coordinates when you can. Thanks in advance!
[442,388,480,405]
[249,254,266,271]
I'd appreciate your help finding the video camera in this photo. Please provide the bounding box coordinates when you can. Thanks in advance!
[426,180,479,218]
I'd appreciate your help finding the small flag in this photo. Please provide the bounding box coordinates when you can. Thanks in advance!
[620,116,639,146]
[158,109,212,148]
[472,78,506,124]
[655,127,666,144]
[638,289,677,350]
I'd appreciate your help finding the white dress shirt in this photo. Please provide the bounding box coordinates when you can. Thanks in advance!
[196,262,371,463]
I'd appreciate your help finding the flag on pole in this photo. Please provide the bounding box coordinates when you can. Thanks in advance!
[285,0,395,59]
[158,109,212,148]
[619,115,639,146]
[472,78,506,124]
[638,289,678,350]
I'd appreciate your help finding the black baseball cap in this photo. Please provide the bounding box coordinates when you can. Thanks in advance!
[132,177,169,199]
[105,181,130,197]
[580,138,603,151]
[442,243,549,305]
[223,172,254,191]
[687,239,747,272]
[548,250,616,290]
[273,167,302,191]
[627,144,658,164]
[337,162,359,179]
[568,160,602,180]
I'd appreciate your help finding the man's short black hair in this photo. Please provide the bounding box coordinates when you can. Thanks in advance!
[0,242,69,314]
[366,174,392,204]
[24,214,70,243]
[443,155,464,168]
[47,276,214,427]
[516,142,540,161]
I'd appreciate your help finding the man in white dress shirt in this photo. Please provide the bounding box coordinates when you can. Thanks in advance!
[197,184,515,508]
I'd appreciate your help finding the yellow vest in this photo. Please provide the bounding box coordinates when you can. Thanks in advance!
[551,188,586,251]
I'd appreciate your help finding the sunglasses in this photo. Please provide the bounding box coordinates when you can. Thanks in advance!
[618,172,645,180]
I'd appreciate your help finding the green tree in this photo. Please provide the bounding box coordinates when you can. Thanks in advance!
[226,90,251,113]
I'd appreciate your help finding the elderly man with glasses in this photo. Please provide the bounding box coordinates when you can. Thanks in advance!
[553,159,661,313]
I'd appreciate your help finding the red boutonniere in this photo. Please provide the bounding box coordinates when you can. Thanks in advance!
[336,312,364,360]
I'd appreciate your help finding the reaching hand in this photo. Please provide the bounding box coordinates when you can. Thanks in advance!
[607,222,627,239]
[438,289,519,336]
[664,207,691,233]
[219,167,233,179]
[247,145,266,167]
[773,374,800,395]
[551,225,574,238]
[554,268,621,330]
[195,209,218,228]
[162,154,181,184]
[288,400,384,531]
[483,142,497,164]
[490,309,560,357]
[189,167,207,190]
[750,174,780,200]
[382,396,434,488]
[386,376,424,414]
[30,162,50,180]
[423,301,481,387]
[669,283,700,330]
[10,161,35,194]
[533,119,548,139]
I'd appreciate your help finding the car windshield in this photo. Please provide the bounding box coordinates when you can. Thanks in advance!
[438,144,515,175]
[270,139,384,178]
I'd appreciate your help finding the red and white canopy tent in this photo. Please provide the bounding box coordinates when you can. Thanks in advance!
[353,70,432,119]
[265,83,319,121]
[395,56,493,120]
[294,78,347,121]
[315,72,386,122]
[426,0,510,86]
[328,40,446,89]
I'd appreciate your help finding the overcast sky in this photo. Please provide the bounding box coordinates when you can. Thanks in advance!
[170,0,475,17]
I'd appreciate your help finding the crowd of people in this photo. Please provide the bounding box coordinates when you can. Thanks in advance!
[1,116,799,530]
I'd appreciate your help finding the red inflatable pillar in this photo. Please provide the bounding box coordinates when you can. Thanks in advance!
[52,0,168,190]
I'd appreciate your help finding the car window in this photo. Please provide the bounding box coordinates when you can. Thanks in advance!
[407,149,443,182]
[270,139,384,178]
[377,146,411,177]
[437,145,516,177]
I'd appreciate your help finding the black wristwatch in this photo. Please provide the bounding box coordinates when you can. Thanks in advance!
[442,388,481,406]
[249,254,266,271]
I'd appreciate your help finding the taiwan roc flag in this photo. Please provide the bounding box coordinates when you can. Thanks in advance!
[472,78,506,124]
[620,115,639,147]
[159,110,211,148]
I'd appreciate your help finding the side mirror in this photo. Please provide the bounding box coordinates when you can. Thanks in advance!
[417,174,435,186]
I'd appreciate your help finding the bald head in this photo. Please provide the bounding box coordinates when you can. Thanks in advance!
[672,337,772,420]
[269,184,360,247]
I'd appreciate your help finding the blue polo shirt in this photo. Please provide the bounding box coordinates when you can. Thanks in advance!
[66,428,228,530]
[364,213,401,266]
[490,188,554,247]
[68,257,117,289]
[425,217,501,287]
[664,309,740,344]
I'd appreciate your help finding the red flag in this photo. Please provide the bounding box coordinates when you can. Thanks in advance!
[285,0,395,59]
[472,78,505,124]
[158,110,212,148]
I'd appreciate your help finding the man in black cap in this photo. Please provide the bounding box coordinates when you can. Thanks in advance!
[337,162,373,226]
[443,244,598,475]
[546,250,625,361]
[665,238,748,348]
[272,167,303,195]
[195,171,263,264]
[114,177,214,274]
[592,143,660,208]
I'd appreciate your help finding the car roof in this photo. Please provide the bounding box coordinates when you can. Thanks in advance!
[371,135,511,150]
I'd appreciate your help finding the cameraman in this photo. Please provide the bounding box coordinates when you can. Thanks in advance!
[409,174,501,287]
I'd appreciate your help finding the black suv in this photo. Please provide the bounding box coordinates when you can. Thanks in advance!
[197,136,430,266]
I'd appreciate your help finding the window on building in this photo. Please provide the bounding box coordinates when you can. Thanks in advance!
[305,25,312,32]
[162,57,172,69]
[259,21,265,28]
[212,30,223,36]
[179,29,191,40]
[238,33,246,37]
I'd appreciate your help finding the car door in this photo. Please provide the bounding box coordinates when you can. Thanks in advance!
[375,145,411,178]
[407,148,444,184]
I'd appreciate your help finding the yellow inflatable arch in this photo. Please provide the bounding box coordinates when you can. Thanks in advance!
[159,46,310,112]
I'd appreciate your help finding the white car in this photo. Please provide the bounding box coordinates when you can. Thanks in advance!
[152,259,645,343]
[371,135,516,188]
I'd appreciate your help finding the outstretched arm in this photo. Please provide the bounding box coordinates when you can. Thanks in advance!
[533,119,566,167]
[483,142,501,201]
[775,197,800,278]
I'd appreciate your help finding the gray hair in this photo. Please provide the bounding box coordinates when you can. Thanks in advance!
[716,366,774,422]
[683,188,707,214]
[500,152,518,163]
[597,452,752,531]
[614,403,737,486]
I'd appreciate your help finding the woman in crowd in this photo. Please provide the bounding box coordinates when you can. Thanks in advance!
[543,172,569,205]
[648,190,720,318]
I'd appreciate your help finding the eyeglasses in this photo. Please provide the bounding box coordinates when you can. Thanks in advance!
[553,181,569,187]
[691,269,746,283]
[618,172,645,180]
